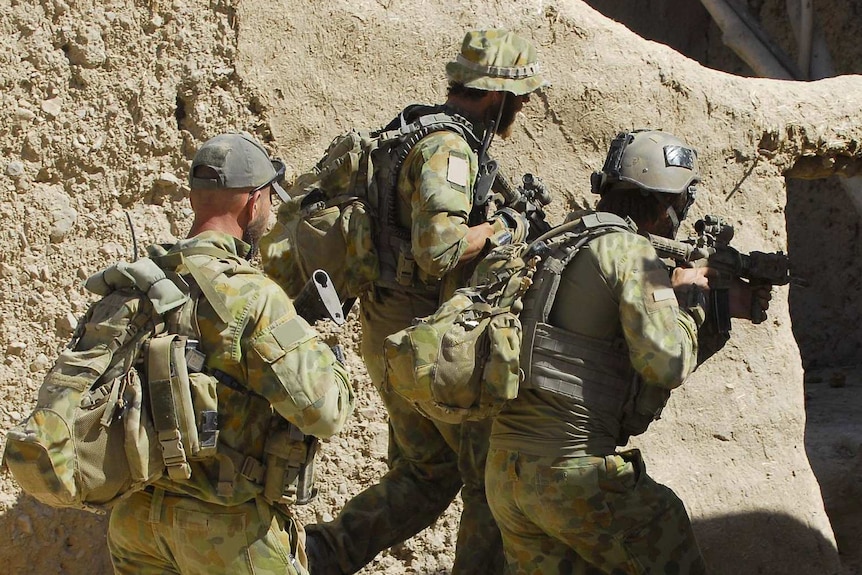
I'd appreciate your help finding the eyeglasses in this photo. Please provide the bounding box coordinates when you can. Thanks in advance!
[249,159,289,203]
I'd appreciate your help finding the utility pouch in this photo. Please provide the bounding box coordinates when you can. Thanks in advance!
[618,376,671,446]
[295,436,319,505]
[395,242,416,287]
[262,423,317,506]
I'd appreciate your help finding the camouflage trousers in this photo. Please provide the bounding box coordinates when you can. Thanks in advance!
[308,293,504,574]
[108,488,308,575]
[485,447,707,575]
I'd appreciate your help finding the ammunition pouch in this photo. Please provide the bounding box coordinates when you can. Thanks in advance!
[261,423,319,506]
[618,379,672,446]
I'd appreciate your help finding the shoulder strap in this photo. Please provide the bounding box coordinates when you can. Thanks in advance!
[153,248,240,326]
[373,109,483,295]
[377,107,481,244]
[523,212,634,323]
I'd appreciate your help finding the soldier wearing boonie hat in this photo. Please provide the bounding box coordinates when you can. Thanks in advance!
[445,29,549,95]
[106,131,355,574]
[303,30,547,575]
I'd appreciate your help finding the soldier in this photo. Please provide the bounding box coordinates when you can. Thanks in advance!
[484,130,769,574]
[300,30,547,574]
[107,132,355,575]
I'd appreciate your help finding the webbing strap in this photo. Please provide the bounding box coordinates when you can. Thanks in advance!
[147,334,192,481]
[154,249,236,325]
[181,258,233,325]
[375,108,481,292]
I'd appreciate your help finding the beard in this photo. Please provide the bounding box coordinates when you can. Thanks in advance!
[495,95,520,139]
[242,211,271,259]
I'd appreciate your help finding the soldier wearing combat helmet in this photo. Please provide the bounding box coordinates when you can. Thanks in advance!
[484,129,769,574]
[300,30,547,575]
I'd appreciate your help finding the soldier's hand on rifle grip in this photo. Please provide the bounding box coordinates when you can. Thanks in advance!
[728,279,772,323]
[671,266,711,293]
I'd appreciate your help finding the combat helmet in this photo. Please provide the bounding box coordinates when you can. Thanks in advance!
[591,129,700,196]
[445,29,548,96]
[591,130,700,233]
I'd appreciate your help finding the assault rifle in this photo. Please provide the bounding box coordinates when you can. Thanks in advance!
[471,119,552,241]
[494,172,553,241]
[645,215,804,334]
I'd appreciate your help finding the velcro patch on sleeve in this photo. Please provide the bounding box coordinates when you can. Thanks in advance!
[272,317,310,350]
[446,153,469,188]
[644,269,677,313]
[252,316,313,364]
[652,288,676,303]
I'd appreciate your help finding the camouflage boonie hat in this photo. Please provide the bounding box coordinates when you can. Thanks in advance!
[190,131,288,200]
[445,29,548,96]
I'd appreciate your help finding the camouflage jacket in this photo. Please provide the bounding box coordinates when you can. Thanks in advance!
[150,231,354,505]
[490,228,700,457]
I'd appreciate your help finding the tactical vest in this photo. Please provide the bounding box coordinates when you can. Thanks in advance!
[373,104,493,294]
[519,213,640,419]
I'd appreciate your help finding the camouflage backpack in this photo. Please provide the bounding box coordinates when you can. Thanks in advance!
[260,104,481,301]
[383,212,633,423]
[2,256,223,513]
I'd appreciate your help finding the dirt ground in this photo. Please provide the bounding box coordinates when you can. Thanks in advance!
[0,1,860,574]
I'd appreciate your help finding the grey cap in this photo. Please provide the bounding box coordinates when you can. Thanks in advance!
[189,131,288,201]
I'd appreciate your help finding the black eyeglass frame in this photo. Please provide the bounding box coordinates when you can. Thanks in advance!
[248,159,289,202]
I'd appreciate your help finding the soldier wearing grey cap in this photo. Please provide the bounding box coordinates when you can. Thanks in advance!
[302,29,547,575]
[107,132,354,575]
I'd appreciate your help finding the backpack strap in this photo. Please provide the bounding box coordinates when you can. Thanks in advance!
[375,107,483,294]
[154,247,241,326]
[519,212,636,395]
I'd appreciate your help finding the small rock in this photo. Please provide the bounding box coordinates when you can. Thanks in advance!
[41,97,62,117]
[56,312,78,334]
[30,353,51,372]
[66,25,107,68]
[0,263,16,278]
[6,161,25,177]
[6,342,26,356]
[50,204,78,243]
[99,242,126,259]
[16,108,35,121]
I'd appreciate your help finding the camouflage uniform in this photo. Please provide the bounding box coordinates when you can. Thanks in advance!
[310,125,503,574]
[486,227,707,575]
[107,231,354,575]
[302,29,548,574]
